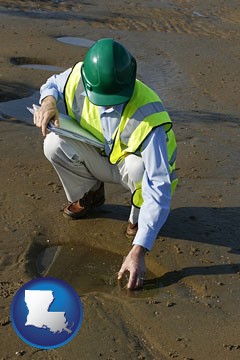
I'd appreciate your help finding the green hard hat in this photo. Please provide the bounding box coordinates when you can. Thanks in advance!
[81,38,137,106]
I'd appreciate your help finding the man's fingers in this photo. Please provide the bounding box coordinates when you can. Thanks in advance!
[33,112,37,125]
[118,247,146,290]
[118,269,144,290]
[42,122,48,137]
[34,110,45,128]
[127,271,137,289]
[135,275,144,289]
[33,101,58,136]
[117,266,125,280]
[118,256,127,280]
[54,112,59,128]
[117,272,123,281]
[54,118,59,128]
[33,111,41,126]
[117,268,126,289]
[40,115,50,136]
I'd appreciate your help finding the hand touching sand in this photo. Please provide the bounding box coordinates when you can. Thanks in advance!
[118,245,146,290]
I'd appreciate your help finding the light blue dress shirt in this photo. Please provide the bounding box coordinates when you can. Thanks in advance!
[40,68,172,251]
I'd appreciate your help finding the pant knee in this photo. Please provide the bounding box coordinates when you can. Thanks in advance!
[124,154,144,184]
[43,133,62,162]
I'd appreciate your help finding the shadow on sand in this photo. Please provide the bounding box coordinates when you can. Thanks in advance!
[161,206,239,252]
[149,206,240,288]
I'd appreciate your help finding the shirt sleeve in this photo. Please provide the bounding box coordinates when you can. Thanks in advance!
[132,126,172,251]
[39,68,72,104]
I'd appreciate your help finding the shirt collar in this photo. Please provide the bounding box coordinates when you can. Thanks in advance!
[100,103,125,116]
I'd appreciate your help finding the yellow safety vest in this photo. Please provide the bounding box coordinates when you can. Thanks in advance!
[64,62,178,207]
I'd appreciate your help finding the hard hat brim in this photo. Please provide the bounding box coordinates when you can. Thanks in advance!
[84,80,135,106]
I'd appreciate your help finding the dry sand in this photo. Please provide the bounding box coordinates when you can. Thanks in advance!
[0,1,240,359]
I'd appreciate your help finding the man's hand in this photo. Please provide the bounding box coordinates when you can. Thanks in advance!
[33,96,59,136]
[118,245,146,290]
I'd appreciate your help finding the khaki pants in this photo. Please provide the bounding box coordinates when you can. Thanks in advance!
[43,133,144,224]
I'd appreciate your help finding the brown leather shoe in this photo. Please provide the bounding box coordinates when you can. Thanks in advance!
[63,182,105,219]
[125,222,138,238]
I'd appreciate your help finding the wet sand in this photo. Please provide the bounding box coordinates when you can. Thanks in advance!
[0,1,240,359]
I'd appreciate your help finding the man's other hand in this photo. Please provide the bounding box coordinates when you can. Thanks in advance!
[34,96,59,137]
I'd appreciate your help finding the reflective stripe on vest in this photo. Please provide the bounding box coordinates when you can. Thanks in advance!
[64,62,105,143]
[120,101,166,144]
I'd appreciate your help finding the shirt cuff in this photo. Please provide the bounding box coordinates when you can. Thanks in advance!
[132,227,158,252]
[39,89,59,104]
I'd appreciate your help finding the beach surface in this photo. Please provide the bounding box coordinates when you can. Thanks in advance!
[0,1,240,359]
